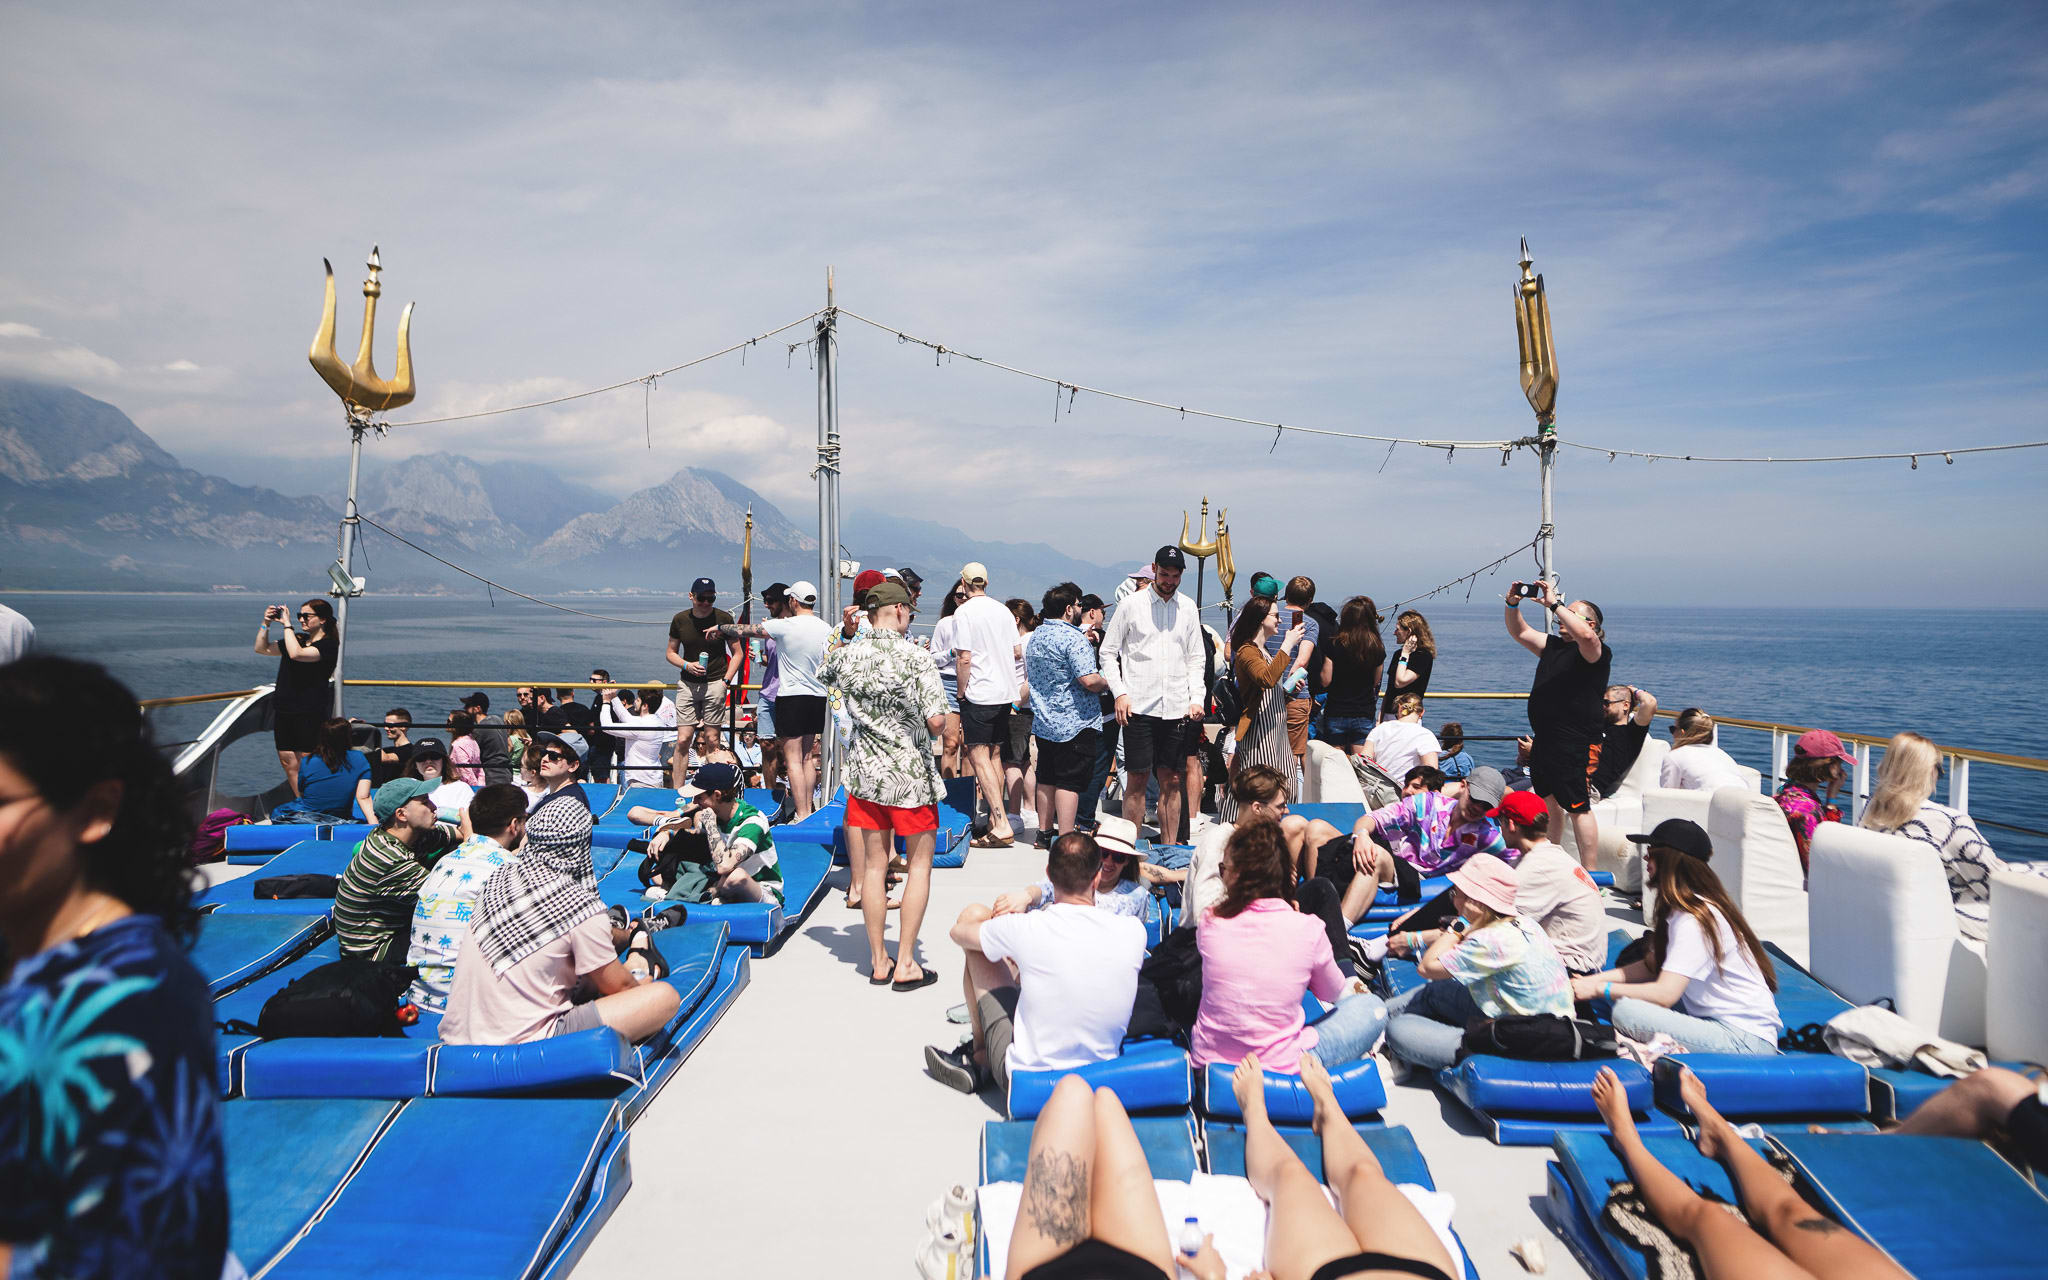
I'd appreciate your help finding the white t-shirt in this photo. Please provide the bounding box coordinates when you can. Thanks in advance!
[1661,905,1781,1045]
[428,780,475,817]
[1661,744,1747,792]
[930,616,960,677]
[1365,720,1440,782]
[1179,821,1233,930]
[952,595,1021,706]
[978,902,1146,1075]
[1512,841,1607,972]
[763,613,833,697]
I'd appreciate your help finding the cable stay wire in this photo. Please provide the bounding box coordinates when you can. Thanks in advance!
[834,308,1534,453]
[1558,438,2048,466]
[353,514,670,625]
[1386,535,1543,613]
[377,310,827,428]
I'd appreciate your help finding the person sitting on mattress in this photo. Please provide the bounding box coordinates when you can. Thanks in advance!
[1380,852,1573,1071]
[641,763,783,907]
[1319,765,1512,930]
[1189,819,1387,1074]
[441,795,681,1046]
[1379,790,1606,975]
[1570,818,1781,1056]
[986,815,1149,919]
[333,777,462,964]
[923,833,1146,1095]
[405,783,528,1013]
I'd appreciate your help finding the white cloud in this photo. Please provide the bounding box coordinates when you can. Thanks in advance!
[0,321,45,339]
[162,358,200,372]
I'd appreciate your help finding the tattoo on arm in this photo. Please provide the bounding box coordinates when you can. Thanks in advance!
[1021,1150,1090,1247]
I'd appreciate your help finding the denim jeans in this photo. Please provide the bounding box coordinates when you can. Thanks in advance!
[1383,979,1484,1071]
[1307,991,1389,1064]
[1321,714,1377,748]
[1610,997,1779,1055]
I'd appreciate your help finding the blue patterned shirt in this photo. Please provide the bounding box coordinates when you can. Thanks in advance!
[407,833,521,1011]
[1024,619,1102,743]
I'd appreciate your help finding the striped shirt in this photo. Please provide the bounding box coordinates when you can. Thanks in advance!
[334,823,459,962]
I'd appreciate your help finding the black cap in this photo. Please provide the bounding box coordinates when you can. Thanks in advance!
[1626,818,1713,861]
[1154,545,1187,570]
[410,736,448,760]
[463,691,490,711]
[691,577,716,596]
[896,566,923,593]
[762,582,789,603]
[691,761,741,793]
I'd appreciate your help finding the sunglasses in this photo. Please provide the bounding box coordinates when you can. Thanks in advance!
[297,611,318,619]
[539,748,573,763]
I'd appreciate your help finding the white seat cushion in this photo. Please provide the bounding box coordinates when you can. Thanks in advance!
[1300,739,1367,806]
[1707,788,1810,968]
[1987,870,2048,1065]
[1809,824,1982,1045]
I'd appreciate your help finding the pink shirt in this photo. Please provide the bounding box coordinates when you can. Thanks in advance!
[1191,899,1346,1073]
[450,736,483,786]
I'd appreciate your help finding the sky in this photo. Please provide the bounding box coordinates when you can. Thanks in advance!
[2,0,2045,606]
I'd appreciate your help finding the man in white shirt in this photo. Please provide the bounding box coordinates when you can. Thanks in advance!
[719,581,831,820]
[924,833,1147,1094]
[1099,546,1205,843]
[950,562,1023,847]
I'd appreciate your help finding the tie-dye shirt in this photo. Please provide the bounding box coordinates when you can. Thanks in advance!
[1442,916,1573,1018]
[1368,791,1507,876]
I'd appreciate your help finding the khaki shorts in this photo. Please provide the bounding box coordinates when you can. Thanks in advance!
[1285,697,1313,758]
[675,678,727,729]
[550,999,607,1037]
[977,986,1019,1096]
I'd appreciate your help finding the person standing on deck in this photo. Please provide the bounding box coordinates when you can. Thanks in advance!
[752,583,789,801]
[254,598,339,797]
[819,580,949,989]
[666,576,736,758]
[1504,580,1611,871]
[1100,546,1205,843]
[461,691,514,786]
[952,563,1024,847]
[717,581,829,821]
[1023,582,1109,845]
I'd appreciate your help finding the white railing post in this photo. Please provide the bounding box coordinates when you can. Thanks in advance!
[1770,729,1789,794]
[1950,756,1970,814]
[1851,742,1871,823]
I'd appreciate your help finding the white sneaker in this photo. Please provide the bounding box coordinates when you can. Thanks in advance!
[914,1228,969,1280]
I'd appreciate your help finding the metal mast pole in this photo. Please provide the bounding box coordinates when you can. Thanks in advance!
[815,268,842,797]
[1515,238,1560,634]
[332,416,367,717]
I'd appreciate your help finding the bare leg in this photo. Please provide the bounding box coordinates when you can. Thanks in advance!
[1155,769,1183,850]
[277,749,303,797]
[1571,808,1600,872]
[1281,814,1317,879]
[1050,788,1079,834]
[1232,1055,1369,1280]
[940,714,963,778]
[891,833,935,984]
[1084,1086,1177,1272]
[1680,1069,1909,1280]
[1004,1075,1096,1278]
[1120,771,1147,828]
[856,828,892,979]
[1034,780,1059,834]
[1592,1067,1813,1280]
[784,735,817,820]
[969,744,1014,841]
[716,869,770,902]
[1339,874,1376,925]
[1301,1053,1458,1277]
[1181,753,1203,839]
[1891,1066,2036,1139]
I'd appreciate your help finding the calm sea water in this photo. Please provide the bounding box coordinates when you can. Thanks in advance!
[8,592,2045,858]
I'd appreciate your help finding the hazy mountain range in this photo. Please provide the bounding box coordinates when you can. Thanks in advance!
[0,378,1127,595]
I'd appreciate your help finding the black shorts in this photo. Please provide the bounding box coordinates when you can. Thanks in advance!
[961,700,1011,748]
[1018,1239,1171,1280]
[1530,735,1599,813]
[1004,707,1035,767]
[1314,834,1361,894]
[774,693,826,738]
[1124,714,1197,777]
[1036,728,1100,793]
[273,709,324,753]
[2010,1093,2048,1174]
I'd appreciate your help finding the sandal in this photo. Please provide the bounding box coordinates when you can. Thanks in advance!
[869,961,895,986]
[892,966,939,992]
[969,832,1013,849]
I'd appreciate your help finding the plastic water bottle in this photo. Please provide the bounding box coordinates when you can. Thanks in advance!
[1178,1215,1203,1259]
[1281,665,1307,695]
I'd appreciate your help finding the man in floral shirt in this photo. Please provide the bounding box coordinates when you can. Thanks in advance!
[819,579,949,991]
[1023,581,1109,846]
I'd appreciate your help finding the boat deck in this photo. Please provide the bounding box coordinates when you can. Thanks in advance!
[565,836,1593,1280]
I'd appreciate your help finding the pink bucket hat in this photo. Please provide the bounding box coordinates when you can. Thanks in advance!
[1793,729,1856,766]
[1447,852,1519,917]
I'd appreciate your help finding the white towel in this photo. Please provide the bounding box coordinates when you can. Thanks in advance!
[976,1174,1463,1280]
[1823,1004,1987,1079]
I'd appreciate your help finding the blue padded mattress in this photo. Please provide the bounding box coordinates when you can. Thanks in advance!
[1652,1053,1868,1121]
[197,840,356,914]
[1551,1129,1772,1280]
[191,911,328,995]
[1440,1058,1683,1146]
[980,1113,1199,1184]
[260,1096,626,1280]
[1006,1040,1192,1120]
[224,822,315,862]
[593,841,832,953]
[223,1098,403,1270]
[1197,1057,1387,1123]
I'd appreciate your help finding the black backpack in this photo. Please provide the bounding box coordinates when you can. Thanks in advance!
[1458,1013,1617,1062]
[224,958,419,1039]
[251,873,340,899]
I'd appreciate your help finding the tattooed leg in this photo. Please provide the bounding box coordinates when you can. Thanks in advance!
[1004,1075,1095,1276]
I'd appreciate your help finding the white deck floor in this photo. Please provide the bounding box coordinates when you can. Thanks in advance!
[568,837,1596,1280]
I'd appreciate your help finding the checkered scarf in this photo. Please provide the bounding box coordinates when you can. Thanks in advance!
[472,794,604,976]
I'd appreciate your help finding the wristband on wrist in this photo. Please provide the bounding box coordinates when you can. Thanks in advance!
[1603,982,1613,1000]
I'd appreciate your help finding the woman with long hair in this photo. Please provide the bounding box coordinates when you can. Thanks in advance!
[1572,819,1781,1055]
[1382,852,1572,1070]
[446,710,484,786]
[1223,598,1307,820]
[1380,609,1435,721]
[1775,729,1852,873]
[503,708,531,779]
[253,596,339,796]
[1861,731,2046,940]
[404,737,475,817]
[1003,597,1040,822]
[929,580,968,777]
[1660,708,1748,791]
[271,715,373,824]
[0,656,228,1278]
[1192,819,1387,1072]
[1317,595,1385,752]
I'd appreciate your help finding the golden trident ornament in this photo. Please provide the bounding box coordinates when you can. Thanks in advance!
[1179,496,1223,613]
[1214,508,1237,626]
[1514,236,1557,433]
[310,246,416,413]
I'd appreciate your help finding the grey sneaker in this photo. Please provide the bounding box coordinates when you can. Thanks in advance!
[642,903,689,933]
[945,1002,971,1025]
[923,1041,988,1094]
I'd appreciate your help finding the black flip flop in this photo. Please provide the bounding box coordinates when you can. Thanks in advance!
[892,967,939,992]
[869,963,894,986]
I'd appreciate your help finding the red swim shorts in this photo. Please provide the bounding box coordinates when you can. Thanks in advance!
[845,795,939,835]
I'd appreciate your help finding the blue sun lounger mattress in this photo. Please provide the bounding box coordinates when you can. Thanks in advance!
[1197,1057,1387,1123]
[229,921,730,1100]
[591,840,832,953]
[191,910,328,995]
[1006,1040,1193,1120]
[197,840,357,914]
[980,1112,1199,1184]
[224,1098,404,1271]
[256,1096,627,1280]
[224,822,319,862]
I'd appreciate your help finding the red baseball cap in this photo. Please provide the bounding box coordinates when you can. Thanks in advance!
[1793,729,1855,766]
[1489,791,1548,825]
[852,569,886,604]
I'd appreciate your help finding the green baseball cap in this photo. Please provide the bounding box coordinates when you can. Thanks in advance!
[373,777,437,823]
[1250,573,1281,599]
